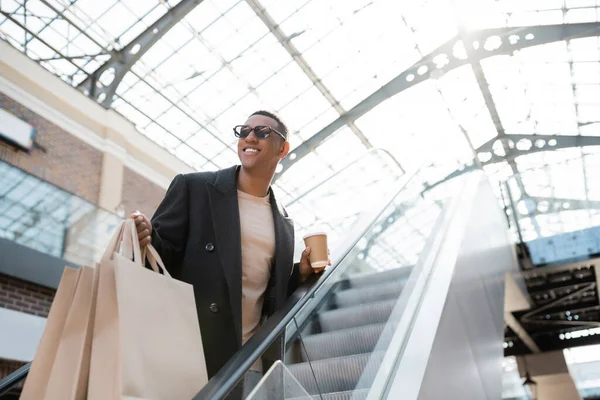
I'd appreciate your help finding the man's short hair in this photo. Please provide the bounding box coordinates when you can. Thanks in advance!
[249,110,288,140]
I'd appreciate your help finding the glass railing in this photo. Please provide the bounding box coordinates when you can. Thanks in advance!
[0,160,122,266]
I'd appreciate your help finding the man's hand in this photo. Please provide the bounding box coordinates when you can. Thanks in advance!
[130,211,152,247]
[298,247,332,283]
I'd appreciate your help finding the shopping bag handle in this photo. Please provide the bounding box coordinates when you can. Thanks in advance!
[101,220,127,263]
[121,219,143,265]
[145,245,172,278]
[123,219,172,278]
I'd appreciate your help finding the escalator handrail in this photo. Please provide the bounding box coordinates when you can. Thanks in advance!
[194,167,424,399]
[0,363,28,397]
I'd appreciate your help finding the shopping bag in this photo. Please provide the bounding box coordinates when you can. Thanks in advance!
[88,219,208,400]
[44,264,98,399]
[20,267,80,400]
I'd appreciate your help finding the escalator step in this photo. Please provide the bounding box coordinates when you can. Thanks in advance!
[286,389,369,400]
[345,267,411,289]
[287,352,384,395]
[319,299,396,332]
[301,323,385,361]
[334,280,404,308]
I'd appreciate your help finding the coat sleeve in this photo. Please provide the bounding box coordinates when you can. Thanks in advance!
[150,174,189,274]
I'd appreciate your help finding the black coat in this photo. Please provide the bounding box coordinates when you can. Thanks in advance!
[150,165,300,379]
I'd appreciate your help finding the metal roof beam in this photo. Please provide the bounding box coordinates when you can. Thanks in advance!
[277,22,600,179]
[245,0,372,149]
[423,134,600,193]
[77,0,204,108]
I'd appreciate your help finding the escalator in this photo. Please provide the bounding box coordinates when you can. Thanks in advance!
[0,170,512,399]
[284,267,410,398]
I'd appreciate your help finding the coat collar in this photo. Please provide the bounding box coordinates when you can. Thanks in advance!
[212,165,239,195]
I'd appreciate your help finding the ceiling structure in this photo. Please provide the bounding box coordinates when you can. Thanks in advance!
[2,0,600,247]
[6,1,600,392]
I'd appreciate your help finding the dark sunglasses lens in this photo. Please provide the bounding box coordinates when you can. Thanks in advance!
[235,126,252,138]
[254,126,271,139]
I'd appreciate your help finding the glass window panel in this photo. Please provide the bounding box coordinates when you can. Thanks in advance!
[209,148,239,169]
[185,2,225,32]
[570,37,600,62]
[291,107,338,141]
[508,9,565,25]
[25,38,57,60]
[277,87,332,131]
[356,80,473,172]
[573,62,600,83]
[0,0,21,13]
[566,7,600,22]
[95,3,138,40]
[210,93,263,133]
[159,19,196,49]
[178,39,223,80]
[580,123,600,136]
[69,0,114,21]
[209,0,242,14]
[186,131,228,155]
[255,63,312,110]
[405,0,457,54]
[579,105,600,122]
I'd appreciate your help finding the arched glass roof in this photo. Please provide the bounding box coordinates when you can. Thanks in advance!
[2,0,600,247]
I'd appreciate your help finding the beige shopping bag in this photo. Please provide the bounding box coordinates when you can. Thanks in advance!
[87,219,126,400]
[20,267,80,400]
[43,264,98,400]
[88,219,208,400]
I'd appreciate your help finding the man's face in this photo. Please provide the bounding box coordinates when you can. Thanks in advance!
[237,114,288,173]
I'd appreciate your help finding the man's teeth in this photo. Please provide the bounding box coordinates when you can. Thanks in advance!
[245,148,258,153]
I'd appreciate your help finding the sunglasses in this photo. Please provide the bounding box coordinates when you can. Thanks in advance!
[233,125,286,141]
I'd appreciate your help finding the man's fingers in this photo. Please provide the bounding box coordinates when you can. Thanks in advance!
[302,246,311,257]
[139,229,150,239]
[141,236,151,247]
[137,222,147,233]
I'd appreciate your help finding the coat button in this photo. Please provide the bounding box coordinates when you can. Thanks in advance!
[205,243,215,252]
[209,303,219,313]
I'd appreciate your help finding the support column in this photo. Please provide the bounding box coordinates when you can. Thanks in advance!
[98,147,125,213]
[517,351,581,400]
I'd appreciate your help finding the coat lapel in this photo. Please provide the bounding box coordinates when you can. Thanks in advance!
[270,190,295,307]
[207,166,243,343]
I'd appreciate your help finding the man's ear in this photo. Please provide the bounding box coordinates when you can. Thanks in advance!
[279,141,290,159]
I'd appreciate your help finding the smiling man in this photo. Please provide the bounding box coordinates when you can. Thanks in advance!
[130,110,322,398]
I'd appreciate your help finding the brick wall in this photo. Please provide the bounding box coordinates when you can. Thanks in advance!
[0,358,25,387]
[0,92,103,204]
[121,167,166,218]
[0,274,55,318]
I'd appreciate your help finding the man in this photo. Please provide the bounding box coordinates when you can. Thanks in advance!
[131,111,323,397]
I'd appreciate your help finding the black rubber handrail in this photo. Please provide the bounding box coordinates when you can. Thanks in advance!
[0,363,29,397]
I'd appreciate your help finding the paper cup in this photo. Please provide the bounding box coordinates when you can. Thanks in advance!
[303,232,328,269]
